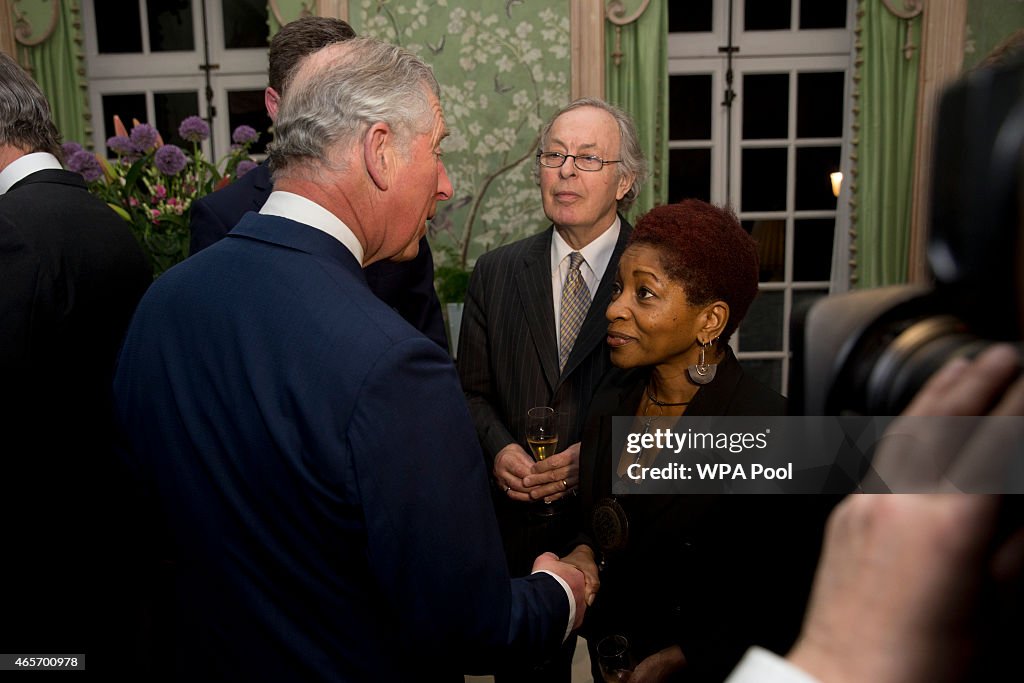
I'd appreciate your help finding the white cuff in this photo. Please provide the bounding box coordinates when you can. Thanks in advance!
[532,569,575,642]
[725,647,821,683]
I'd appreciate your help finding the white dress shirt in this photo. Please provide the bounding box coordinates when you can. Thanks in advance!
[260,190,364,265]
[0,152,63,196]
[725,647,820,683]
[550,216,621,339]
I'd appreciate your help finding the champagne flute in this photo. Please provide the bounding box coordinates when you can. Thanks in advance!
[526,406,559,517]
[596,634,634,682]
[526,406,558,462]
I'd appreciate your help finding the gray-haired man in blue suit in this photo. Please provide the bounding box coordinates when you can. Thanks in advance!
[114,37,588,681]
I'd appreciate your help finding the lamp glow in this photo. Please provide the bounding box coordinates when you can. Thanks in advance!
[830,172,843,198]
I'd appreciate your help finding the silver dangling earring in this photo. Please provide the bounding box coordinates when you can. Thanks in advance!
[687,338,718,385]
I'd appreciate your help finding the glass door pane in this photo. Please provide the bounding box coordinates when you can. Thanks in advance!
[222,0,270,49]
[96,3,143,53]
[147,0,196,52]
[227,89,271,155]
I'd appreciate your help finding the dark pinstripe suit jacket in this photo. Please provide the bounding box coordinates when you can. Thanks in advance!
[457,219,632,471]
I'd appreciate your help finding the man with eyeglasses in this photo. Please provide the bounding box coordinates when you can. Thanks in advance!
[458,97,647,682]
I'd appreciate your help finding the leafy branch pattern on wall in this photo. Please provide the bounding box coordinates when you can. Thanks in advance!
[355,0,571,270]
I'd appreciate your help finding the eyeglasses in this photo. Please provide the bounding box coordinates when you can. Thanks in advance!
[536,151,622,172]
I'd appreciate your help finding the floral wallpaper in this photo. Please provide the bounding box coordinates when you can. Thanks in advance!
[351,1,572,269]
[963,0,1024,70]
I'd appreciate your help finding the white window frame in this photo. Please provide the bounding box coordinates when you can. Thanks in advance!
[668,0,854,395]
[82,0,268,158]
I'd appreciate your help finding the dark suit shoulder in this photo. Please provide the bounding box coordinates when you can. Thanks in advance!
[717,350,788,416]
[6,168,87,193]
[730,372,787,416]
[189,164,271,254]
[196,162,269,203]
[473,227,551,272]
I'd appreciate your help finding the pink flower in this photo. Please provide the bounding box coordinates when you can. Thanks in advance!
[154,185,167,199]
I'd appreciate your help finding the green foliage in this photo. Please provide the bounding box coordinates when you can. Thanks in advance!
[435,263,472,305]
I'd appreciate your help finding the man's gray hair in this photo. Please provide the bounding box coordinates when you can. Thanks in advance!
[536,97,647,211]
[0,52,61,158]
[268,37,438,177]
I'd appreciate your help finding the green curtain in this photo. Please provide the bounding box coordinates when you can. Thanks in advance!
[18,0,89,147]
[854,0,921,288]
[605,0,668,221]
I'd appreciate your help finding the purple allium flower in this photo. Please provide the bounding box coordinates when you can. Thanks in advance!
[154,144,188,176]
[67,150,102,183]
[106,135,135,156]
[235,159,258,178]
[232,125,259,145]
[61,141,83,160]
[130,123,159,153]
[178,115,210,143]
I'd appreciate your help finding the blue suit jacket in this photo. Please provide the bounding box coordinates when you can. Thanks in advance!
[114,213,569,681]
[189,162,448,349]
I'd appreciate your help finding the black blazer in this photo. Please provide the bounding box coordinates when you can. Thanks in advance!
[457,220,632,464]
[575,350,833,681]
[188,162,448,349]
[456,220,631,574]
[0,168,151,659]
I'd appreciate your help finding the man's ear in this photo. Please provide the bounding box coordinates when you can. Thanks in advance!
[363,122,392,191]
[615,170,636,202]
[264,87,281,121]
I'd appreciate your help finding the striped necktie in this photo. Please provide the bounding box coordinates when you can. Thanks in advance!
[558,251,591,371]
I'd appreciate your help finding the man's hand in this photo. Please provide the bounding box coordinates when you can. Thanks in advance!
[561,544,600,606]
[522,442,580,503]
[532,551,587,631]
[494,443,536,502]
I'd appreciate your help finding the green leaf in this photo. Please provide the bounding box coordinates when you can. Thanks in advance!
[107,203,132,222]
[123,156,149,191]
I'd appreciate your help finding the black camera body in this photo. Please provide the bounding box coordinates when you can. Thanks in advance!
[792,55,1024,416]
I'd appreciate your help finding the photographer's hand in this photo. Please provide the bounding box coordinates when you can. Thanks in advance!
[787,345,1024,683]
[866,344,1024,491]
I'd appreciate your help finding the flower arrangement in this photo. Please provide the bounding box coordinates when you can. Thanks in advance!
[65,115,261,277]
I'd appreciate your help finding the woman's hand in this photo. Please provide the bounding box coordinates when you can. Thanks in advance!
[561,544,600,606]
[627,645,686,682]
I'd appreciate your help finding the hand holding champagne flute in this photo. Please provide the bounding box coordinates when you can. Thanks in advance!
[526,406,558,462]
[526,406,560,516]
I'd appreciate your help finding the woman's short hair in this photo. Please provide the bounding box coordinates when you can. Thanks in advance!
[629,199,760,345]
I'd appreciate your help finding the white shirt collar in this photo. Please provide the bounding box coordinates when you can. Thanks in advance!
[259,191,365,265]
[0,152,64,196]
[550,215,621,284]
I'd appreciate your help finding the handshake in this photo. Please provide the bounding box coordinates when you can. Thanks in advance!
[531,546,600,631]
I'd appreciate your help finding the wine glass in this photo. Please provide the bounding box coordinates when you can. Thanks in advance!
[526,406,558,462]
[526,406,559,517]
[596,634,634,682]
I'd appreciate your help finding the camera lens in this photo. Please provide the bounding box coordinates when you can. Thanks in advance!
[796,287,1022,416]
[861,315,992,414]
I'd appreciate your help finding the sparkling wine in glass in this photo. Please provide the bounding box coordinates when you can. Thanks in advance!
[596,634,634,683]
[526,406,558,462]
